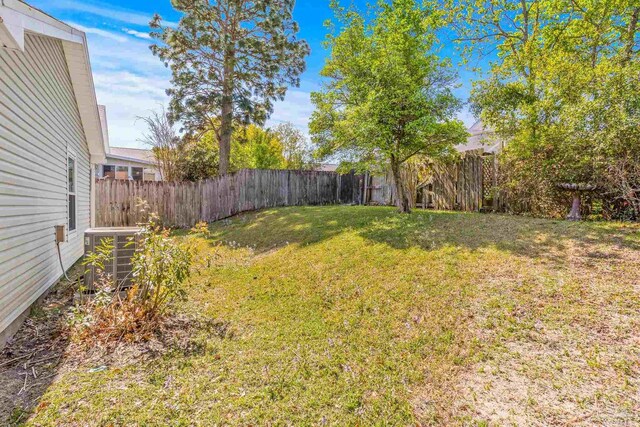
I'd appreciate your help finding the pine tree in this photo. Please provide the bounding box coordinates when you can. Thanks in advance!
[151,0,309,175]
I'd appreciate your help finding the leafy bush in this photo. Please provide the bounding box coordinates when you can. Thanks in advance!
[69,215,193,345]
[190,221,211,237]
[130,214,193,318]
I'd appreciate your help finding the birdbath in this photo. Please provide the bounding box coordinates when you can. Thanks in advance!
[557,183,596,221]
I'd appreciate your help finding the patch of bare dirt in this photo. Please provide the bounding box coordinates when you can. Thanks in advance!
[0,265,225,426]
[449,229,640,426]
[69,314,232,369]
[0,265,80,426]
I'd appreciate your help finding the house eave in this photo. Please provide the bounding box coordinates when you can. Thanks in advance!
[0,0,84,50]
[0,0,106,164]
[105,154,156,166]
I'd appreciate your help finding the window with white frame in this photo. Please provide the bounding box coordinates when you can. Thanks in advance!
[68,155,76,232]
[131,167,143,181]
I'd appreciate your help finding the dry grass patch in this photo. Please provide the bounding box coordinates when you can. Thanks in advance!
[4,206,638,426]
[455,226,640,425]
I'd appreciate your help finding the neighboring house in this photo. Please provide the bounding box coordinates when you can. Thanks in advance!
[98,147,162,182]
[0,1,106,346]
[455,120,505,155]
[95,106,163,181]
[316,164,339,172]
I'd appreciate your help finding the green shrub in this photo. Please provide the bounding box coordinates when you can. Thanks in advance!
[69,214,193,345]
[130,214,193,318]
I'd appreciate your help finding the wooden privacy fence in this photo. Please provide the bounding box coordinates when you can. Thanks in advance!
[364,151,495,212]
[428,152,485,211]
[96,169,364,228]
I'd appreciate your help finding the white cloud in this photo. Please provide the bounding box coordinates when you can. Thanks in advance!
[93,72,167,98]
[94,72,170,148]
[66,22,127,42]
[27,1,174,148]
[266,88,318,137]
[83,32,161,74]
[123,28,152,40]
[31,0,473,149]
[51,0,178,27]
[77,32,171,148]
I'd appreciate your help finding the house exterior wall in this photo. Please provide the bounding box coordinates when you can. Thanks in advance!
[0,33,91,338]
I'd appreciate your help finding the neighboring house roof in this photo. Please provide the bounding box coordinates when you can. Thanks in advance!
[107,147,157,166]
[97,105,156,168]
[456,120,504,154]
[317,164,339,172]
[0,0,106,163]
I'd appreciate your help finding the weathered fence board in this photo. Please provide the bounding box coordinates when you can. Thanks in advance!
[96,169,363,228]
[365,151,488,212]
[429,152,485,211]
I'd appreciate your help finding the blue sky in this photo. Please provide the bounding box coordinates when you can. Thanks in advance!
[30,0,479,148]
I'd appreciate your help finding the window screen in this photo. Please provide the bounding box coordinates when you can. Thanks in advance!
[103,165,115,179]
[132,167,143,181]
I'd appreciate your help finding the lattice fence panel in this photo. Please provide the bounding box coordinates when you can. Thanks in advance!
[483,155,496,201]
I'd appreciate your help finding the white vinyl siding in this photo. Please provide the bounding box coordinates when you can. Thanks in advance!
[0,33,91,334]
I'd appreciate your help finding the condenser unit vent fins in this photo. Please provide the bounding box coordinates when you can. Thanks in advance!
[83,227,141,292]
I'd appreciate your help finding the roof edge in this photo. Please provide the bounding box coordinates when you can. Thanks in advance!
[106,153,156,166]
[1,0,107,163]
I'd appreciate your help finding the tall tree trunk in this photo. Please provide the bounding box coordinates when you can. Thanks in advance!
[219,49,235,176]
[219,99,232,176]
[391,155,411,213]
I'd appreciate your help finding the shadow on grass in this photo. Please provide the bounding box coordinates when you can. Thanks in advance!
[200,205,639,263]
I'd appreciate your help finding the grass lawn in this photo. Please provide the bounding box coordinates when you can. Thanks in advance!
[18,206,640,425]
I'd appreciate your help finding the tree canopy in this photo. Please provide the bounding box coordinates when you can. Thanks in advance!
[449,0,640,217]
[310,0,467,212]
[273,122,316,170]
[175,122,313,181]
[150,0,310,175]
[233,125,286,170]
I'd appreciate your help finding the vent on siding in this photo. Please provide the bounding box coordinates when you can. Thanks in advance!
[84,228,141,292]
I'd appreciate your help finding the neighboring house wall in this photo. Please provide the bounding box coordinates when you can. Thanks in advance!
[97,158,162,182]
[316,164,339,172]
[455,120,504,154]
[94,109,162,181]
[0,33,91,340]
